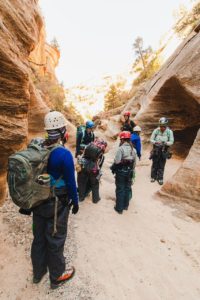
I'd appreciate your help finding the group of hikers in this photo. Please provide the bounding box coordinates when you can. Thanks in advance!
[7,110,174,289]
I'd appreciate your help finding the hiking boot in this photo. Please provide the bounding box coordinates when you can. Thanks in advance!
[50,266,75,290]
[158,179,163,185]
[114,206,123,214]
[151,178,156,183]
[84,191,91,198]
[79,198,85,202]
[33,270,47,284]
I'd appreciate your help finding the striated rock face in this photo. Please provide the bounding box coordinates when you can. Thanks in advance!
[29,26,60,80]
[28,81,49,139]
[28,26,61,138]
[0,0,43,203]
[94,106,125,140]
[126,29,200,209]
[159,130,200,216]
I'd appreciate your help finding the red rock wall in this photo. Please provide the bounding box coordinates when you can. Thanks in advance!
[0,0,44,204]
[29,26,60,80]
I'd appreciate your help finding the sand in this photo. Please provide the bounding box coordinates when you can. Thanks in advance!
[0,145,200,299]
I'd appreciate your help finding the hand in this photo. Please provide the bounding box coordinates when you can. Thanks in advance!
[72,204,79,214]
[110,163,117,174]
[19,208,32,216]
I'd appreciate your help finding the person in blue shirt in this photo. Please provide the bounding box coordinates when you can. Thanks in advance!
[31,111,79,289]
[131,126,142,160]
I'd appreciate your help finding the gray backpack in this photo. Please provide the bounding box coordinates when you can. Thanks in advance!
[7,138,61,209]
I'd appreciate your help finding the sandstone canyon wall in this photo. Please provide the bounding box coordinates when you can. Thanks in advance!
[0,0,63,204]
[28,25,61,138]
[125,27,200,212]
[0,0,42,203]
[29,26,60,81]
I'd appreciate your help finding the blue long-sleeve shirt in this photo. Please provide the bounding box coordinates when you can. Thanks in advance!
[47,146,78,205]
[131,133,141,158]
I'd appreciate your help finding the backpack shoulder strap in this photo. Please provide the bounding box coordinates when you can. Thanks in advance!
[166,128,171,141]
[80,129,85,144]
[154,128,159,138]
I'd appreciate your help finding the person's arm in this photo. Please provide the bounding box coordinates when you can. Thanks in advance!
[62,151,79,206]
[166,130,174,146]
[76,132,83,156]
[114,148,122,164]
[150,129,157,144]
[92,132,95,142]
[121,123,125,131]
[135,138,141,158]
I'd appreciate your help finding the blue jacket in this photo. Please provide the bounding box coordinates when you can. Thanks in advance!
[47,147,78,205]
[131,133,141,158]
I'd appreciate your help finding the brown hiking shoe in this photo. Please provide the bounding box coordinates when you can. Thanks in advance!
[50,266,75,289]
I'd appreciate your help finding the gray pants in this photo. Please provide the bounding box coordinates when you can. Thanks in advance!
[31,197,69,281]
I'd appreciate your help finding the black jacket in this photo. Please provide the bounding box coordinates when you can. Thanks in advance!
[76,130,95,156]
[121,120,136,133]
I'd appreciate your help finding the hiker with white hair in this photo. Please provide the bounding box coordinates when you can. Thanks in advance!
[131,125,142,160]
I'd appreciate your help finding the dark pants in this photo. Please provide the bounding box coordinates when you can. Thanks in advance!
[115,170,132,212]
[151,151,166,180]
[78,170,100,202]
[31,197,70,282]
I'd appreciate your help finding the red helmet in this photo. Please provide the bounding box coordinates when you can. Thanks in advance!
[124,111,131,117]
[119,131,131,139]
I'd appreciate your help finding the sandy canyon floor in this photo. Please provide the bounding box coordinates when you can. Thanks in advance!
[0,146,200,300]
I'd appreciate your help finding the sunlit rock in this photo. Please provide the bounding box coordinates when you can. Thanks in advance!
[127,29,200,207]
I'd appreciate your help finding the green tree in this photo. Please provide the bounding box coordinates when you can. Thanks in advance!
[133,51,162,86]
[173,1,200,37]
[132,37,162,86]
[132,36,153,75]
[50,37,60,51]
[104,84,121,112]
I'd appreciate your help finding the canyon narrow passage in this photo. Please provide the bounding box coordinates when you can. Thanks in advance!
[0,144,200,300]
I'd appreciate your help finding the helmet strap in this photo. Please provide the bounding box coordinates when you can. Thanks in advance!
[58,128,66,145]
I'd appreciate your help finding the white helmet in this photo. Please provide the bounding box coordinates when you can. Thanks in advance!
[133,125,142,132]
[44,111,67,130]
[159,117,168,126]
